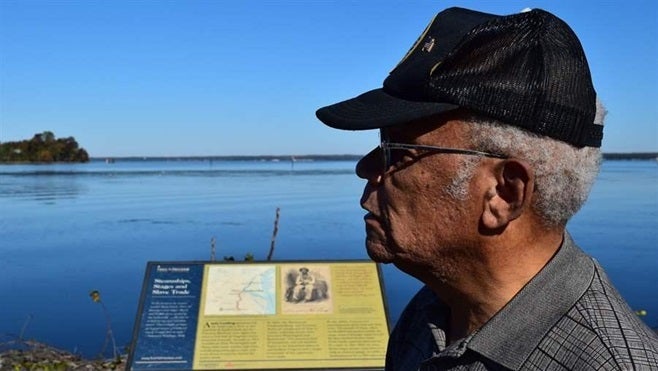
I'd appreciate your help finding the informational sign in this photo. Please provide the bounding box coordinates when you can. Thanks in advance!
[127,261,389,370]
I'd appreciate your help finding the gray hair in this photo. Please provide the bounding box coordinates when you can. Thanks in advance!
[447,100,606,228]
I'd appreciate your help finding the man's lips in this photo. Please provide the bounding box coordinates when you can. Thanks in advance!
[364,213,386,239]
[364,212,381,225]
[362,212,394,263]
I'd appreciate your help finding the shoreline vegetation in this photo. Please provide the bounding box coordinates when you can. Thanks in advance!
[0,132,89,164]
[0,339,126,370]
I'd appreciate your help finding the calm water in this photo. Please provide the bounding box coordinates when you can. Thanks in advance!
[1,159,656,357]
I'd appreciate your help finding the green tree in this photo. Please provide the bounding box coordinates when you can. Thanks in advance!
[0,132,90,163]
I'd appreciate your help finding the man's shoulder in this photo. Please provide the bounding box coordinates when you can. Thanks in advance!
[574,261,657,339]
[538,262,658,369]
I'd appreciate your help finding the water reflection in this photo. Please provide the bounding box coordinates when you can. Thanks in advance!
[0,172,86,204]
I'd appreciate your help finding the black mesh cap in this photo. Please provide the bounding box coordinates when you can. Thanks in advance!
[316,7,603,148]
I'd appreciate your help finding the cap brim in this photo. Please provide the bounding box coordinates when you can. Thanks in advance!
[316,88,459,130]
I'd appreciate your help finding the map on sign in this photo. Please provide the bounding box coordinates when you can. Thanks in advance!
[203,265,276,315]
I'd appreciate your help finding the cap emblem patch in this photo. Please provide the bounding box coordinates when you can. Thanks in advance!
[422,37,435,52]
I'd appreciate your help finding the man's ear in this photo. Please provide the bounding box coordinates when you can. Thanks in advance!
[481,159,534,230]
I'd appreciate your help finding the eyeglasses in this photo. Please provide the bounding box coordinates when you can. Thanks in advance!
[380,141,507,171]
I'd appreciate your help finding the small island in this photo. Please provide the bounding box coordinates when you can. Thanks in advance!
[0,131,89,163]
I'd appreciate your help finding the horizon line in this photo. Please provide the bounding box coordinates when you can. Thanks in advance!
[89,152,658,160]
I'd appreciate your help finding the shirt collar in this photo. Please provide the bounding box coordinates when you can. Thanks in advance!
[466,232,595,369]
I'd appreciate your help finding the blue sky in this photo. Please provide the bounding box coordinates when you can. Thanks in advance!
[1,1,656,157]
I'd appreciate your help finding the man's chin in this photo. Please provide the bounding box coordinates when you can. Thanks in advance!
[365,239,395,264]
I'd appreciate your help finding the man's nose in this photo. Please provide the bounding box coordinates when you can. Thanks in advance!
[356,148,383,182]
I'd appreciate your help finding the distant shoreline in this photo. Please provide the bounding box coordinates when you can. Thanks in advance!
[601,153,658,160]
[91,154,363,162]
[2,153,656,165]
[88,153,657,162]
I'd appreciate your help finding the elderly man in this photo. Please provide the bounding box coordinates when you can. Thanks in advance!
[316,7,658,370]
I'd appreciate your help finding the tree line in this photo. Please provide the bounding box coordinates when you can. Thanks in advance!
[0,131,89,163]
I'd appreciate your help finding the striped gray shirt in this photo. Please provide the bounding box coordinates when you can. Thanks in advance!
[386,234,658,370]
